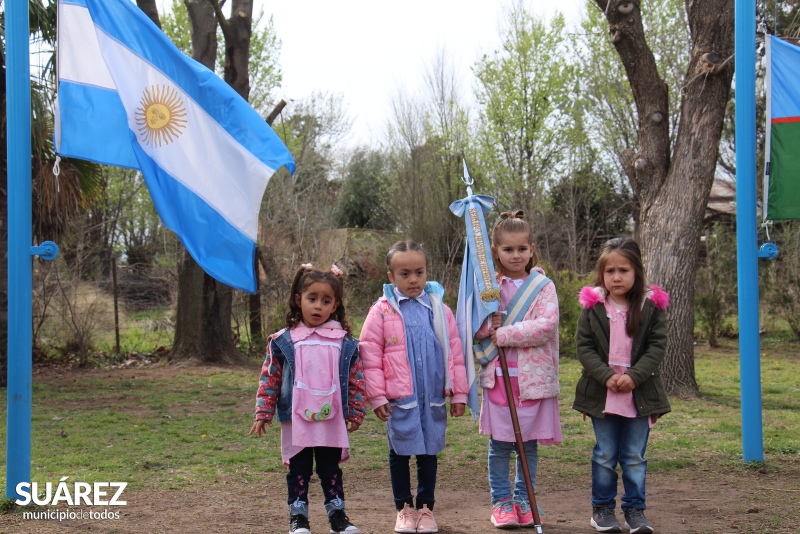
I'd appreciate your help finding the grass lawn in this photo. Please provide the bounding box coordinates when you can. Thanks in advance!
[1,338,799,532]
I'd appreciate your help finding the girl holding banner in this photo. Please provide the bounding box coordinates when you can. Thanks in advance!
[474,211,563,529]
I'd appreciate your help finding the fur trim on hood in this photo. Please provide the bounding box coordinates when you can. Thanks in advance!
[578,284,669,310]
[647,284,670,309]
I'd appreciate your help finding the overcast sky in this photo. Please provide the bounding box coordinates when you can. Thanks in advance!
[258,1,587,146]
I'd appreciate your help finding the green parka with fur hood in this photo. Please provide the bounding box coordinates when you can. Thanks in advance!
[572,285,671,419]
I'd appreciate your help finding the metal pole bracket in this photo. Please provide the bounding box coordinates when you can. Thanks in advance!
[757,243,778,260]
[31,241,59,261]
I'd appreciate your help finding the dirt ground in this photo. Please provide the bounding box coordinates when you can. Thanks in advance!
[2,365,799,533]
[3,468,797,533]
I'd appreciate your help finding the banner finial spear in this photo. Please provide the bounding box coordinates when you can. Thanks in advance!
[461,158,474,195]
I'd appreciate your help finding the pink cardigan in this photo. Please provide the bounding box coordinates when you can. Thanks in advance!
[359,286,468,410]
[475,270,560,401]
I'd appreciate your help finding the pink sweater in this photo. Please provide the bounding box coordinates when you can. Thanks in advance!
[475,268,561,401]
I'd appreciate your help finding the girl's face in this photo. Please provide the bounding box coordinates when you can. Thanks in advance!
[295,281,339,328]
[602,251,636,306]
[387,250,427,298]
[493,231,534,279]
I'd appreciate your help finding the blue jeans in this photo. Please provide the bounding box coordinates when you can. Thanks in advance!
[488,437,538,504]
[389,449,437,510]
[590,414,650,511]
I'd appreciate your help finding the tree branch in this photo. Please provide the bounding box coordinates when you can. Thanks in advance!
[595,0,671,204]
[265,100,287,126]
[206,0,232,42]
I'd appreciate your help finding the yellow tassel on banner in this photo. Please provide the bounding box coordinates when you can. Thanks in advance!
[480,289,500,302]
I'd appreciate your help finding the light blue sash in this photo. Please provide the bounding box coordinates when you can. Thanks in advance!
[474,272,551,366]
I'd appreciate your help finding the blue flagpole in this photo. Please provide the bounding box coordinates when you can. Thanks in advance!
[5,0,33,499]
[734,0,764,462]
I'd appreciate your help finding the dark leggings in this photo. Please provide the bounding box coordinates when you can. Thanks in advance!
[287,446,344,510]
[389,448,437,511]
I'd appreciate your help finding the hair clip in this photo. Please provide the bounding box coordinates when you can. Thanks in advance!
[300,263,313,270]
[330,264,343,277]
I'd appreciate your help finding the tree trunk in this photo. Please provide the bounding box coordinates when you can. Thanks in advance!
[597,0,735,398]
[248,247,264,348]
[224,0,253,99]
[172,249,246,364]
[135,0,161,29]
[170,0,249,365]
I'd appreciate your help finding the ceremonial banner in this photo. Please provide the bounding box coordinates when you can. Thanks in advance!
[450,163,500,418]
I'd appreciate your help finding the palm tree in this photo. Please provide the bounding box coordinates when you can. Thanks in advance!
[1,0,101,385]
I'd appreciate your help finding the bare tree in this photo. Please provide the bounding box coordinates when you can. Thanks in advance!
[595,0,735,397]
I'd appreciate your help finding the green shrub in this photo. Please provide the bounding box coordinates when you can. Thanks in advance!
[763,221,800,340]
[550,267,591,359]
[695,222,738,347]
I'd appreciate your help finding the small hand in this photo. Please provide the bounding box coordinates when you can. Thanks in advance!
[491,329,498,345]
[374,403,392,422]
[605,374,620,393]
[450,403,465,417]
[491,312,502,330]
[249,419,270,437]
[616,374,636,393]
[347,420,361,433]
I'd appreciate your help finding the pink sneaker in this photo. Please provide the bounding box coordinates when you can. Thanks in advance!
[394,504,416,533]
[515,498,535,528]
[491,498,520,529]
[416,504,438,533]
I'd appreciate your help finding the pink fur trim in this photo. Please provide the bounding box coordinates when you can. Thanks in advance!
[579,286,604,309]
[579,284,670,310]
[648,284,670,309]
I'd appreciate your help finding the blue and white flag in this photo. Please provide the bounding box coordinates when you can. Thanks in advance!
[55,0,295,293]
[450,165,500,419]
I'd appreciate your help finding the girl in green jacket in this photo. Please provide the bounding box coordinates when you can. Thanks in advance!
[573,237,670,534]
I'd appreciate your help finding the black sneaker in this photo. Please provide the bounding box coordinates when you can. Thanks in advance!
[328,509,361,534]
[624,508,654,534]
[591,506,622,532]
[289,514,311,534]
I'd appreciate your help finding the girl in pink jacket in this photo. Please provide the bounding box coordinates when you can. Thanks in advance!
[474,211,562,529]
[359,240,468,534]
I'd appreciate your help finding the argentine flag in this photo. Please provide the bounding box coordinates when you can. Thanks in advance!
[55,0,295,292]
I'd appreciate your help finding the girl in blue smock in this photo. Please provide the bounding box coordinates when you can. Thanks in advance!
[360,240,469,534]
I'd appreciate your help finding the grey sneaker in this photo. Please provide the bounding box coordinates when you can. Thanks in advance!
[624,508,654,534]
[591,506,622,532]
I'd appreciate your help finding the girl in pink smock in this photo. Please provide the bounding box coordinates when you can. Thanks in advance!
[474,211,562,529]
[250,264,366,534]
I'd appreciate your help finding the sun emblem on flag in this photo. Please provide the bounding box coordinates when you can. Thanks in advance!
[135,84,187,147]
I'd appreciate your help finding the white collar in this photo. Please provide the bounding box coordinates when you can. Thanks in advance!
[501,275,526,288]
[394,288,431,309]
